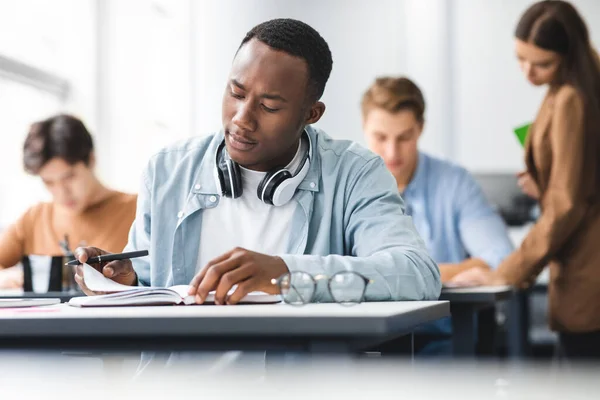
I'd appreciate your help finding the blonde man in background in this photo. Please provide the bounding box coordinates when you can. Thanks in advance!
[361,77,514,354]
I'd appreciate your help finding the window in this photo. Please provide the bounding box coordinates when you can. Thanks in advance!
[0,0,95,230]
[0,77,61,228]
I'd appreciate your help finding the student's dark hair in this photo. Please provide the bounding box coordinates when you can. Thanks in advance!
[239,18,333,101]
[23,114,94,175]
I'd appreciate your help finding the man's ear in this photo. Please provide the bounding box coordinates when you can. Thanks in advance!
[88,151,96,169]
[305,101,326,125]
[416,121,425,139]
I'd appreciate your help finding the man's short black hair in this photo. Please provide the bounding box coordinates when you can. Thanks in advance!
[239,18,333,101]
[23,114,94,175]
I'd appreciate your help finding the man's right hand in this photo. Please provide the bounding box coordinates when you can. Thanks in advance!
[73,247,137,296]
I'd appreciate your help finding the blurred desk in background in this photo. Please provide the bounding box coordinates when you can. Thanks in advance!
[440,286,513,356]
[508,278,556,360]
[506,222,556,358]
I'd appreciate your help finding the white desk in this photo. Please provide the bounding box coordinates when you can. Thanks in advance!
[0,301,449,353]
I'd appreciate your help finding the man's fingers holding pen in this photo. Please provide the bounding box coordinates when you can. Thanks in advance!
[73,246,137,287]
[74,246,110,266]
[99,260,131,278]
[74,264,108,296]
[98,260,136,286]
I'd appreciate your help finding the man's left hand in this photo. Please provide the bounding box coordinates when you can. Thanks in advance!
[188,247,289,305]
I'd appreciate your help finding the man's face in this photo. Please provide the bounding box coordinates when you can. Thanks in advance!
[363,108,423,181]
[222,39,322,171]
[38,157,96,214]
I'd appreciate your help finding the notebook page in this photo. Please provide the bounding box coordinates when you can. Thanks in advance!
[169,285,281,304]
[82,264,280,303]
[82,263,150,292]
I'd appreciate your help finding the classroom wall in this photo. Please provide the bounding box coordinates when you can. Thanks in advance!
[96,0,192,192]
[452,0,600,173]
[0,0,96,228]
[193,0,407,145]
[99,0,408,193]
[192,0,453,162]
[402,0,454,160]
[3,0,600,226]
[110,0,600,192]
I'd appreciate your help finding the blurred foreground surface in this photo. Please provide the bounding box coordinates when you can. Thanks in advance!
[0,351,598,399]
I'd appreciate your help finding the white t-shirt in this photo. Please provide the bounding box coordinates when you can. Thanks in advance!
[197,139,307,271]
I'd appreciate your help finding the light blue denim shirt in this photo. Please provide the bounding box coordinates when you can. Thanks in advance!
[123,126,441,302]
[405,152,514,337]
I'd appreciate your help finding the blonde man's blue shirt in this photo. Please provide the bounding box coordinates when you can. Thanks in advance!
[403,152,514,338]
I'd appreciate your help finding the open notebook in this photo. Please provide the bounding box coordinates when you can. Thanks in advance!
[68,264,281,307]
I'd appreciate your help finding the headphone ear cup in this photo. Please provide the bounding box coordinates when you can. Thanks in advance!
[216,146,231,197]
[217,143,243,198]
[257,170,292,205]
[228,158,242,198]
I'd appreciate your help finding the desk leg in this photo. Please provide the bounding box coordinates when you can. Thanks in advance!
[451,304,476,356]
[507,291,530,359]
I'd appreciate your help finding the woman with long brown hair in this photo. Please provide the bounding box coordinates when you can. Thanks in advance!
[450,0,600,360]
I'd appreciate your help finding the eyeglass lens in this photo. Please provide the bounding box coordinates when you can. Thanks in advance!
[280,271,316,305]
[329,271,367,304]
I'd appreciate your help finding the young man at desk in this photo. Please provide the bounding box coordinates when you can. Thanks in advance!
[361,77,514,354]
[74,19,441,306]
[0,114,137,289]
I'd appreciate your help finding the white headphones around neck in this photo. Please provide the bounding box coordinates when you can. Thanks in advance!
[216,131,312,206]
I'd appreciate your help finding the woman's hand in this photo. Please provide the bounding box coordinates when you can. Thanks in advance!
[517,171,540,200]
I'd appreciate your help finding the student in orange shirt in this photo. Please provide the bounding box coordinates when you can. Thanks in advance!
[0,114,137,288]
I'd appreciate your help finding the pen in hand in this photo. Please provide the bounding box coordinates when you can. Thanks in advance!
[65,250,149,266]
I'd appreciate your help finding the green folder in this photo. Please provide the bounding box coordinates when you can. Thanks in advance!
[513,123,531,147]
